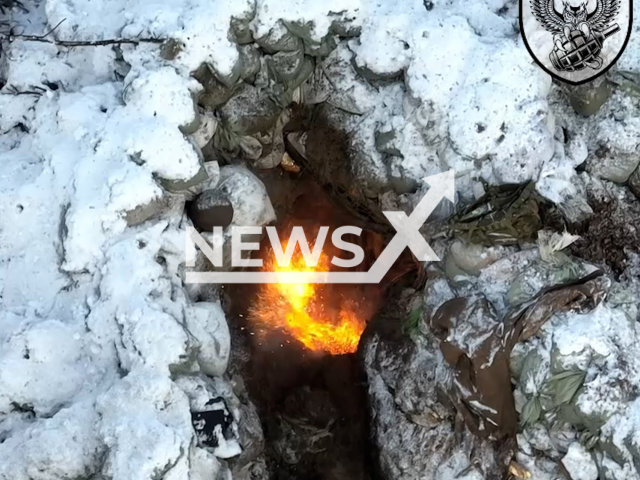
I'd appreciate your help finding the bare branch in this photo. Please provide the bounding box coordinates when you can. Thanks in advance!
[6,33,165,47]
[2,84,46,95]
[38,18,67,39]
[0,18,166,48]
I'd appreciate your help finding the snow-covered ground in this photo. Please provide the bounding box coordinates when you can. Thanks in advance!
[1,0,640,479]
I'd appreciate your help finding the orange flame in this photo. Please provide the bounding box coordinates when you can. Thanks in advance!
[249,239,366,355]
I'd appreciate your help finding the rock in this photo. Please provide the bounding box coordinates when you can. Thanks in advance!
[219,84,282,136]
[563,78,614,117]
[190,191,235,230]
[185,302,231,377]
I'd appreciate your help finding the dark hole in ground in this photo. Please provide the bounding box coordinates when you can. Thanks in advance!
[220,172,419,480]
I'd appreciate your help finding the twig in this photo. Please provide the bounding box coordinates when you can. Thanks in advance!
[2,84,46,95]
[6,33,165,47]
[1,17,165,48]
[38,18,66,39]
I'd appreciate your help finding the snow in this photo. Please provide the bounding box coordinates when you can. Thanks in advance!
[1,0,640,478]
[45,0,255,75]
[561,443,598,480]
[347,0,556,195]
[97,370,193,479]
[122,67,201,131]
[0,319,95,415]
[0,0,239,468]
[253,0,362,40]
[551,307,618,361]
[515,301,640,479]
[3,40,116,89]
[185,302,231,377]
[0,401,105,480]
[216,165,276,227]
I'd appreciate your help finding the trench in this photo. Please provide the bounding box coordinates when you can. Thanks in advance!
[219,165,419,479]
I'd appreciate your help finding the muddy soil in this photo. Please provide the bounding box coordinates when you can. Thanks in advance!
[546,183,640,276]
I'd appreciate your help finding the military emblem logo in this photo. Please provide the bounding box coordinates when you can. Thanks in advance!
[521,0,632,85]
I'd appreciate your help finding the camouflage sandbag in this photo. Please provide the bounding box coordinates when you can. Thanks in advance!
[507,231,588,307]
[282,21,337,58]
[449,181,542,246]
[218,84,282,136]
[255,24,303,54]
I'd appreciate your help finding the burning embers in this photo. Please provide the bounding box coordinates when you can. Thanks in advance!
[248,229,376,355]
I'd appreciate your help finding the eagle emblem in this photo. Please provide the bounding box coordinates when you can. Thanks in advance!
[521,0,630,84]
